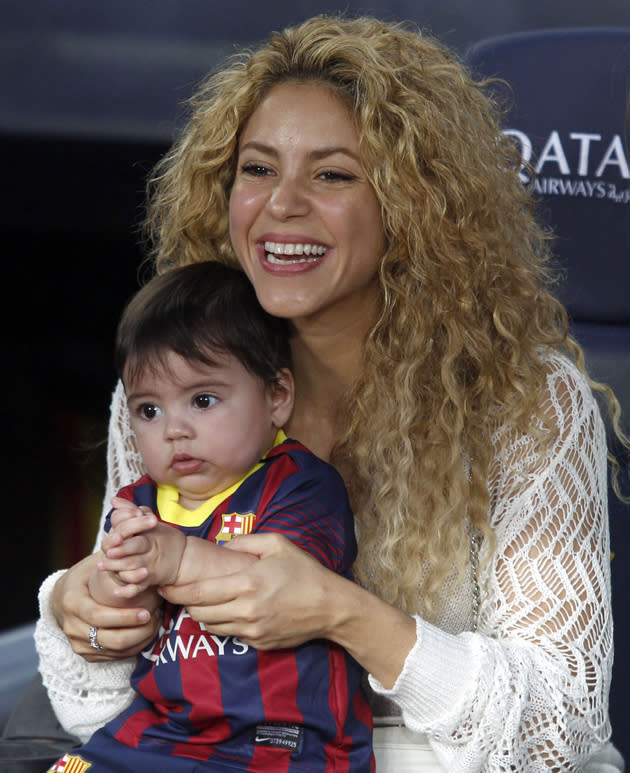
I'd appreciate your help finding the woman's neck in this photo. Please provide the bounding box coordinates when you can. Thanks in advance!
[285,313,371,460]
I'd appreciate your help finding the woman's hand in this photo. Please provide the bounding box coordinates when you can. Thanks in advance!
[160,532,416,686]
[159,532,345,650]
[52,552,161,663]
[159,532,416,687]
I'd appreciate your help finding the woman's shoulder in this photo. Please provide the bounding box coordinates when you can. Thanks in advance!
[498,348,600,434]
[540,347,591,388]
[538,348,603,427]
[487,349,607,534]
[489,348,605,482]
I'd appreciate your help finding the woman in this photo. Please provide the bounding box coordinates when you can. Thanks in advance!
[35,14,625,771]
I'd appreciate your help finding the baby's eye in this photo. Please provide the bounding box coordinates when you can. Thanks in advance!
[140,403,161,420]
[194,393,218,409]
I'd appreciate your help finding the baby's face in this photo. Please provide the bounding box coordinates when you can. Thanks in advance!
[125,351,282,509]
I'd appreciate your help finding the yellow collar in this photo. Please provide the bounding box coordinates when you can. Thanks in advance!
[156,429,287,527]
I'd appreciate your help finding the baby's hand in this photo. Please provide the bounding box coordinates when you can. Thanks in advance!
[98,498,160,597]
[99,497,186,596]
[102,497,158,556]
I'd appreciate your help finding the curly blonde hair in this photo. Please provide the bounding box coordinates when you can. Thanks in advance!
[144,14,625,619]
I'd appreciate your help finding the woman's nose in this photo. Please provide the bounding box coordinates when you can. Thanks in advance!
[267,176,310,219]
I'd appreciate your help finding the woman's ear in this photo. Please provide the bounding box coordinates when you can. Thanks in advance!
[268,368,295,429]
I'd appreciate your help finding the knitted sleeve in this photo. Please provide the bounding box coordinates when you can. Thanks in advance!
[101,380,146,543]
[34,381,146,742]
[369,354,615,771]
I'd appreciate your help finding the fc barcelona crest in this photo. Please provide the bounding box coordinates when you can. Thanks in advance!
[47,753,92,772]
[216,512,256,543]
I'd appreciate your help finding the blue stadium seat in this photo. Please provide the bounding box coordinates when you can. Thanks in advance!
[467,27,630,760]
[0,623,37,732]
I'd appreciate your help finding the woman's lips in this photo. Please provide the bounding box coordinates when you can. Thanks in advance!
[264,240,327,261]
[259,240,328,272]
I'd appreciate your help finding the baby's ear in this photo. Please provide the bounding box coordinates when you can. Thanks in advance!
[268,368,295,428]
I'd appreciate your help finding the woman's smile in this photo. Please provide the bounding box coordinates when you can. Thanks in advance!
[256,234,330,275]
[229,80,386,324]
[264,239,328,265]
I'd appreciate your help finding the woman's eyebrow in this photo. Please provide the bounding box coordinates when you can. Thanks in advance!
[239,140,360,163]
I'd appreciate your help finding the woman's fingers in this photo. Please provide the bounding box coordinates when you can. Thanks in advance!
[73,593,153,630]
[159,533,332,650]
[224,531,292,558]
[76,611,162,662]
[52,552,160,661]
[159,572,241,607]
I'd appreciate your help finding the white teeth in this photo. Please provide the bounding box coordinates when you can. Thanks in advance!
[264,241,327,259]
[267,253,321,265]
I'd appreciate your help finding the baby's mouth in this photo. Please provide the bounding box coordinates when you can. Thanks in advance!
[171,455,204,474]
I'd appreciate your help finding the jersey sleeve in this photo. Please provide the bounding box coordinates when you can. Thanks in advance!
[255,458,357,574]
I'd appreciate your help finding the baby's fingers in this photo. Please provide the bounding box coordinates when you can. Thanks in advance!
[112,577,152,599]
[103,534,151,560]
[98,552,145,572]
[109,516,159,545]
[101,531,124,553]
[110,501,156,528]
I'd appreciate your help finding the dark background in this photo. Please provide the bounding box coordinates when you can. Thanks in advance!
[2,0,629,749]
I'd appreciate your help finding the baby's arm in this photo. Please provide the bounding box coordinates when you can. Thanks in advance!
[96,497,258,600]
[175,533,258,586]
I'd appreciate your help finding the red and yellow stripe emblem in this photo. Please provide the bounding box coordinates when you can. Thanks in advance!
[216,511,256,542]
[47,752,92,772]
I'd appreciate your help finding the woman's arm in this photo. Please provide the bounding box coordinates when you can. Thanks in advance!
[34,382,156,741]
[366,356,614,770]
[34,559,160,742]
[160,457,419,687]
[160,356,615,770]
[161,531,417,688]
[365,357,614,770]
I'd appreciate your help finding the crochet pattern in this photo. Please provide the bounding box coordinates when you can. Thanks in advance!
[35,355,614,769]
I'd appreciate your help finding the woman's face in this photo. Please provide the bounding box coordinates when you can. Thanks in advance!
[229,81,386,327]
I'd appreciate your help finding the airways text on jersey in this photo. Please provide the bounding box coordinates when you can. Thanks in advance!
[141,607,248,665]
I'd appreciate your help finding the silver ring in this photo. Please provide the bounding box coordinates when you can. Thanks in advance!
[89,626,104,651]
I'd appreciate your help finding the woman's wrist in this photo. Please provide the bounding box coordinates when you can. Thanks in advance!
[42,569,71,634]
[322,573,417,689]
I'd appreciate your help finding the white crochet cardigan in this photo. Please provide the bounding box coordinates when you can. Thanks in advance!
[35,353,621,771]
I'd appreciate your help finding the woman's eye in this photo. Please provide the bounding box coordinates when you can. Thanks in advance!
[318,170,354,182]
[194,393,217,409]
[241,162,272,177]
[140,404,161,420]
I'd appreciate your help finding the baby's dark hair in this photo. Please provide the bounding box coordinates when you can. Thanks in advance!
[116,262,291,387]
